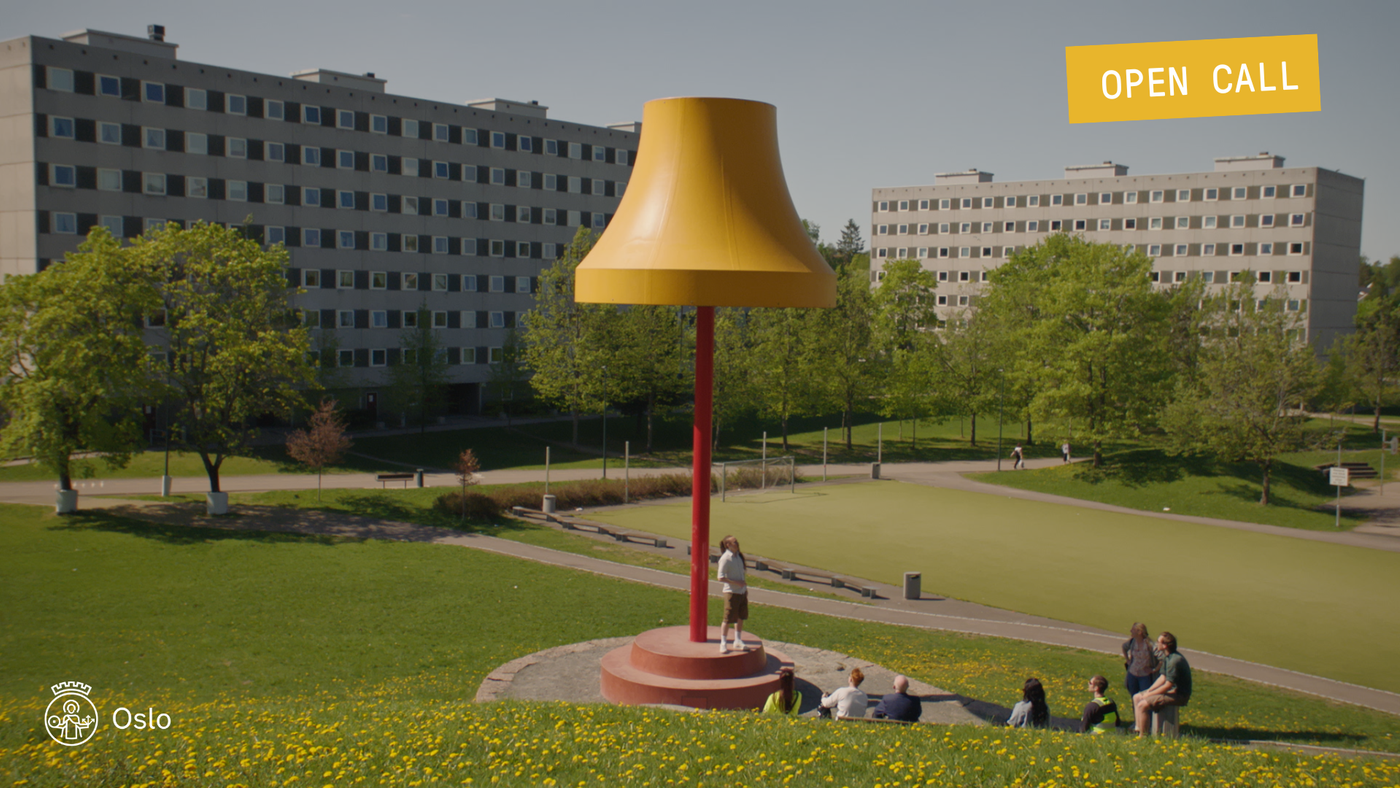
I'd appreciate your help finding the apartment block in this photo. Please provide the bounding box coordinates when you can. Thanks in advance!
[870,154,1364,350]
[0,26,639,417]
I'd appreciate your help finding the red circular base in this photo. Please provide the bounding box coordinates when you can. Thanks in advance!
[600,626,791,710]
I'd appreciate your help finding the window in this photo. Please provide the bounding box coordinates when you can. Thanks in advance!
[403,273,419,290]
[1124,192,1137,204]
[516,135,530,152]
[1258,271,1272,283]
[939,199,951,210]
[975,197,988,209]
[52,212,77,234]
[896,224,908,235]
[93,215,120,235]
[1174,244,1188,256]
[1074,220,1087,231]
[336,350,354,368]
[489,312,505,329]
[1148,244,1161,256]
[142,81,164,103]
[545,139,559,155]
[402,157,419,177]
[516,276,532,293]
[979,248,991,259]
[543,243,557,260]
[1262,185,1276,198]
[1176,216,1189,229]
[1290,213,1306,227]
[224,94,246,115]
[402,196,418,214]
[919,224,930,235]
[430,161,448,179]
[977,222,990,233]
[49,164,76,188]
[1202,243,1216,256]
[1099,219,1111,231]
[368,115,387,135]
[266,227,285,245]
[593,213,607,229]
[1174,271,1187,283]
[1176,190,1190,202]
[303,146,321,166]
[959,247,971,259]
[1150,217,1163,230]
[228,138,247,158]
[1287,270,1302,282]
[303,187,322,207]
[1204,188,1218,201]
[938,248,949,258]
[49,116,75,138]
[334,150,353,170]
[338,231,355,250]
[1051,194,1063,206]
[1260,242,1274,255]
[266,100,284,120]
[332,110,353,130]
[1261,214,1275,227]
[1203,216,1217,229]
[492,132,507,149]
[1095,192,1110,205]
[1150,190,1164,203]
[1230,215,1245,228]
[404,237,421,256]
[143,172,166,195]
[364,193,385,212]
[1290,184,1307,198]
[433,198,449,216]
[543,173,557,191]
[568,142,582,159]
[402,310,418,328]
[1289,242,1304,255]
[1075,193,1088,205]
[262,142,284,163]
[228,181,248,201]
[371,348,386,366]
[490,168,506,186]
[99,74,121,97]
[591,146,606,163]
[490,204,505,222]
[1050,220,1063,231]
[337,310,355,328]
[1201,271,1215,284]
[303,105,321,124]
[489,275,506,292]
[517,206,532,223]
[959,222,971,233]
[957,296,970,306]
[98,168,122,192]
[617,149,628,166]
[1004,196,1015,208]
[1028,195,1040,207]
[938,223,949,234]
[896,247,908,257]
[960,198,972,209]
[1230,243,1245,256]
[338,191,355,209]
[516,170,532,188]
[592,178,605,196]
[398,119,418,139]
[1232,187,1246,200]
[430,237,447,254]
[1027,221,1039,232]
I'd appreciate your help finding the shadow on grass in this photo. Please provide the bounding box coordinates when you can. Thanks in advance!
[46,509,348,546]
[1187,724,1371,748]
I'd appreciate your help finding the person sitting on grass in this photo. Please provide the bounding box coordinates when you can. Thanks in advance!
[1133,631,1192,735]
[1080,674,1120,734]
[1006,677,1050,728]
[872,675,922,723]
[820,667,868,720]
[762,667,801,715]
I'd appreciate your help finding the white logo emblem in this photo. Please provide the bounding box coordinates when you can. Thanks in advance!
[45,681,99,746]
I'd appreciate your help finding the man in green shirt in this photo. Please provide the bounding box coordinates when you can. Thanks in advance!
[1132,631,1192,735]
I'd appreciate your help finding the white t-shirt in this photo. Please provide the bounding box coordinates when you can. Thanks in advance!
[717,550,746,594]
[822,686,868,719]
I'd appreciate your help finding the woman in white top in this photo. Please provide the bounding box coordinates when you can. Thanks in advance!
[717,535,748,653]
[820,667,868,719]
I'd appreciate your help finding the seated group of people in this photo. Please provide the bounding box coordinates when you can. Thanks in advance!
[761,667,922,722]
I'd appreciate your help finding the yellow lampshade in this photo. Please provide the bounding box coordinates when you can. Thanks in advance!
[575,97,836,308]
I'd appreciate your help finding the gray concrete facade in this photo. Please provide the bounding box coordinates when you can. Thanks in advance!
[871,153,1364,349]
[0,27,639,414]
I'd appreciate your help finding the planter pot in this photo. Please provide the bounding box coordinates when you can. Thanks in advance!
[55,489,78,514]
[161,475,173,497]
[206,492,229,516]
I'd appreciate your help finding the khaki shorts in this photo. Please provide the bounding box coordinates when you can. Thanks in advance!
[723,592,748,623]
[1141,692,1187,710]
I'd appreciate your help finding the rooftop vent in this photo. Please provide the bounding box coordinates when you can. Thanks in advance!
[147,24,165,42]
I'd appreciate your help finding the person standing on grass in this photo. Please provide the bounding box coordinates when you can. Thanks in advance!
[820,667,868,719]
[1121,622,1160,696]
[1080,675,1120,734]
[762,667,801,715]
[1062,442,1071,463]
[1133,631,1192,735]
[872,675,922,722]
[717,535,748,653]
[1006,677,1050,728]
[1012,444,1025,469]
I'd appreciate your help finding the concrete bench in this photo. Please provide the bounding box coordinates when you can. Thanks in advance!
[780,567,879,599]
[559,519,614,537]
[612,531,668,548]
[375,472,415,488]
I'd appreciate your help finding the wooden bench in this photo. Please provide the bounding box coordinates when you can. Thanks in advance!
[375,472,415,488]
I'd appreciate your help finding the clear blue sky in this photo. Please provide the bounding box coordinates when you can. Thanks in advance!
[8,1,1397,261]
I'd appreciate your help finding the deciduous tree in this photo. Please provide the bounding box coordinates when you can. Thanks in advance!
[808,266,878,450]
[380,304,451,433]
[285,399,352,501]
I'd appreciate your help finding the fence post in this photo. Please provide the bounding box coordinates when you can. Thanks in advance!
[545,446,551,496]
[762,431,767,490]
[720,462,727,502]
[625,441,630,503]
[823,427,828,481]
[790,455,795,494]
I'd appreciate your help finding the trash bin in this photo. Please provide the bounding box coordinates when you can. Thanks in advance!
[414,469,424,488]
[903,572,921,600]
[542,494,557,515]
[871,462,881,480]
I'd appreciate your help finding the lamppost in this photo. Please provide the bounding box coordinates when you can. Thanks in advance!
[996,368,1006,472]
[601,364,609,479]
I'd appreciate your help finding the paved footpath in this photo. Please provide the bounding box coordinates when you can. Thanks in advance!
[82,495,1400,718]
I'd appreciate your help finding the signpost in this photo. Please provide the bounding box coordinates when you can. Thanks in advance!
[1331,462,1349,528]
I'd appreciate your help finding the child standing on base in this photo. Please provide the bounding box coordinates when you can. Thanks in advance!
[717,535,748,653]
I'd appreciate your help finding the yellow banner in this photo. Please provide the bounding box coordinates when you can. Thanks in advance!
[1065,35,1320,123]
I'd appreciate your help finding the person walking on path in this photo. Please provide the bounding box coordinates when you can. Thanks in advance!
[1011,444,1025,470]
[717,535,748,653]
[1133,631,1192,735]
[762,667,802,715]
[872,675,922,722]
[1122,622,1161,696]
[820,667,868,720]
[1080,675,1121,734]
[1062,442,1071,463]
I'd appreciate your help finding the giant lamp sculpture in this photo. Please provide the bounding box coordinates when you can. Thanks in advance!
[578,97,835,708]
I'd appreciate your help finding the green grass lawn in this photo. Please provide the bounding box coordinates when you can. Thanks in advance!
[2,502,1398,787]
[0,446,394,483]
[588,481,1400,694]
[968,447,1389,531]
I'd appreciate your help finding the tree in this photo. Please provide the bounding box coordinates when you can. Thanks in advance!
[488,328,529,425]
[873,260,942,445]
[980,234,1174,467]
[521,227,613,445]
[749,308,820,451]
[128,221,315,494]
[453,448,481,522]
[602,305,688,453]
[710,308,757,450]
[1162,284,1321,505]
[0,228,158,505]
[381,304,451,432]
[933,311,998,446]
[285,399,352,501]
[1342,288,1400,432]
[835,220,865,270]
[808,266,878,449]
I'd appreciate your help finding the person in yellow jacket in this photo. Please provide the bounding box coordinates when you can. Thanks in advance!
[762,668,801,715]
[1080,675,1120,734]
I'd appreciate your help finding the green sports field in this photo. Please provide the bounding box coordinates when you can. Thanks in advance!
[590,481,1400,693]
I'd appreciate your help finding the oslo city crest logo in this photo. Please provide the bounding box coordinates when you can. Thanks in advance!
[45,681,98,746]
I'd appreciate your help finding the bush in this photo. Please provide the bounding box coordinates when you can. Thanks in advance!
[485,470,802,513]
[432,490,503,521]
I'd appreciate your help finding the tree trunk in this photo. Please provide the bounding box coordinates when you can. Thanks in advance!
[201,453,222,493]
[571,410,580,446]
[844,404,854,451]
[1375,404,1383,434]
[317,470,323,502]
[781,414,790,452]
[58,468,73,492]
[1260,459,1272,505]
[912,418,917,449]
[646,390,656,453]
[1026,417,1033,445]
[1093,440,1103,469]
[970,413,977,447]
